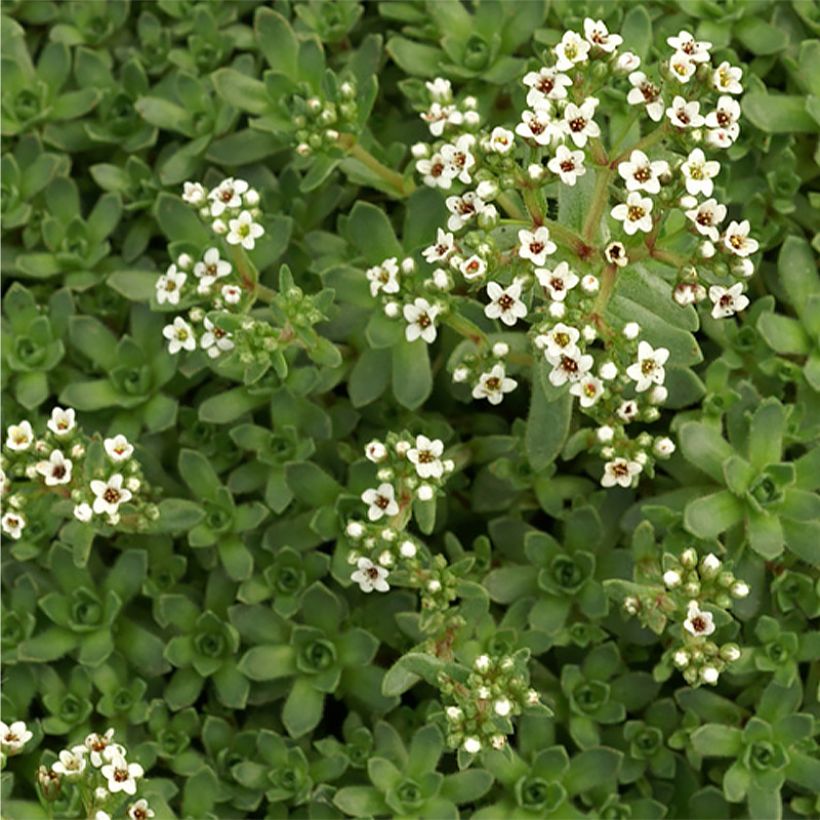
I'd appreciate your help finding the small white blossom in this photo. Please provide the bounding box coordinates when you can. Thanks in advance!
[472,365,517,405]
[208,177,248,216]
[666,96,704,129]
[615,52,641,72]
[681,148,721,196]
[618,400,639,422]
[193,248,232,287]
[182,181,206,205]
[36,449,73,486]
[554,30,590,71]
[492,342,509,358]
[400,540,417,558]
[90,474,132,517]
[562,97,600,147]
[709,283,749,319]
[484,281,527,327]
[365,440,387,463]
[488,126,515,153]
[52,748,87,779]
[663,570,682,588]
[0,721,33,753]
[462,736,482,754]
[226,210,264,250]
[683,600,715,636]
[569,374,604,407]
[74,503,93,523]
[604,242,628,268]
[523,67,571,106]
[6,420,34,451]
[713,61,743,94]
[626,341,670,392]
[155,264,186,306]
[1,512,25,540]
[582,274,600,293]
[417,484,434,501]
[474,654,490,672]
[403,298,441,344]
[128,799,155,820]
[617,150,669,195]
[104,434,134,462]
[627,72,664,121]
[601,458,643,488]
[101,755,143,796]
[515,108,554,146]
[493,697,512,717]
[163,317,196,354]
[220,285,242,306]
[599,361,618,380]
[668,51,697,83]
[535,261,579,301]
[421,102,462,137]
[583,18,622,52]
[685,198,726,241]
[547,348,594,387]
[540,323,580,359]
[407,435,445,479]
[361,483,399,522]
[723,220,759,257]
[350,557,390,593]
[705,96,741,142]
[668,30,712,62]
[200,318,234,359]
[366,257,400,297]
[445,191,485,232]
[654,437,676,457]
[441,134,476,184]
[416,152,454,189]
[547,144,586,186]
[701,553,722,576]
[673,650,690,668]
[611,192,654,235]
[47,407,77,437]
[518,226,556,266]
[423,229,455,264]
[700,666,720,685]
[460,255,487,281]
[731,581,749,598]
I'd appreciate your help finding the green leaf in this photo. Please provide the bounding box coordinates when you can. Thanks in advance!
[778,237,818,318]
[684,490,744,538]
[564,747,623,795]
[178,449,223,499]
[211,68,270,115]
[345,201,402,264]
[283,677,325,738]
[527,365,572,472]
[349,347,391,406]
[334,786,389,817]
[255,8,299,78]
[153,192,209,245]
[621,6,652,60]
[690,724,743,757]
[386,36,443,77]
[285,462,342,506]
[382,652,444,697]
[238,645,296,681]
[679,422,734,483]
[748,399,786,469]
[736,16,789,54]
[392,338,432,410]
[743,93,818,134]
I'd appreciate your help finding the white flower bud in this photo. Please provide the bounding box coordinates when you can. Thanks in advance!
[700,553,722,577]
[673,650,689,668]
[417,484,434,501]
[663,570,682,588]
[582,325,597,342]
[400,540,417,558]
[679,195,698,209]
[581,274,600,293]
[650,385,668,405]
[548,301,566,318]
[596,425,614,443]
[731,581,749,598]
[700,666,719,685]
[623,322,641,340]
[427,579,442,593]
[177,253,193,270]
[474,654,490,672]
[384,302,400,318]
[443,459,455,473]
[126,478,141,492]
[74,503,93,522]
[732,258,754,278]
[453,366,470,383]
[411,142,430,159]
[464,110,481,126]
[491,734,506,750]
[346,521,364,539]
[463,95,478,109]
[244,188,260,207]
[381,528,396,542]
[700,241,716,259]
[476,180,498,200]
[296,143,311,157]
[401,257,415,274]
[623,596,640,615]
[463,737,481,754]
[654,437,676,457]
[492,342,509,357]
[365,440,388,463]
[446,706,462,720]
[212,219,227,235]
[493,698,512,717]
[394,441,410,457]
[378,550,394,567]
[377,468,394,482]
[634,451,648,466]
[528,163,544,180]
[70,443,85,459]
[721,644,741,662]
[477,686,491,699]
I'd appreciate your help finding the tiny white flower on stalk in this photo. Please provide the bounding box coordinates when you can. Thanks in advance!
[562,98,600,147]
[441,134,476,184]
[36,449,73,486]
[101,755,143,796]
[583,18,622,52]
[494,697,512,717]
[74,503,93,522]
[667,30,712,61]
[731,581,750,598]
[654,437,676,457]
[400,540,417,558]
[226,210,264,250]
[472,364,517,405]
[663,570,682,588]
[0,721,33,753]
[615,52,641,73]
[673,650,690,668]
[182,181,206,205]
[617,150,669,195]
[155,264,186,305]
[713,61,743,94]
[6,420,34,451]
[701,553,722,576]
[627,72,664,121]
[604,242,628,268]
[569,374,604,407]
[666,96,704,129]
[421,102,463,136]
[488,126,515,153]
[460,255,487,281]
[705,96,741,140]
[601,458,643,488]
[523,67,572,107]
[403,298,441,344]
[492,342,509,358]
[733,258,755,278]
[426,77,452,101]
[599,361,618,380]
[361,483,399,522]
[627,341,670,392]
[208,177,248,216]
[541,323,581,359]
[723,220,759,257]
[407,435,445,479]
[52,748,87,779]
[463,736,482,754]
[701,666,720,685]
[685,198,726,241]
[484,281,527,327]
[597,426,614,443]
[515,108,554,146]
[128,799,155,820]
[104,434,134,462]
[683,600,716,636]
[554,30,591,71]
[535,261,580,301]
[85,729,116,767]
[547,144,586,185]
[680,148,721,197]
[611,192,654,235]
[423,228,455,264]
[547,349,594,387]
[416,152,454,189]
[445,191,485,232]
[668,51,697,83]
[221,284,242,305]
[47,407,77,437]
[365,440,388,463]
[416,484,434,501]
[1,512,25,539]
[350,557,390,593]
[194,247,232,282]
[90,474,132,517]
[617,400,639,422]
[518,226,556,266]
[366,257,400,297]
[163,317,196,354]
[705,128,735,150]
[709,283,749,319]
[200,318,234,359]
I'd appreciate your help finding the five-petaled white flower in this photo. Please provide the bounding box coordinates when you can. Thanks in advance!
[361,483,399,521]
[523,67,571,106]
[705,95,741,141]
[104,434,134,462]
[407,435,445,479]
[562,98,600,147]
[484,281,527,327]
[403,298,441,344]
[193,248,231,285]
[539,323,580,360]
[626,341,670,392]
[182,181,206,205]
[423,229,455,264]
[1,512,25,540]
[6,420,34,451]
[554,30,590,71]
[611,192,654,235]
[515,109,554,146]
[155,264,186,305]
[488,126,515,153]
[547,349,594,387]
[601,457,643,488]
[208,178,248,216]
[668,30,712,61]
[416,152,453,189]
[36,449,73,486]
[666,96,704,129]
[683,600,716,636]
[226,210,264,250]
[200,318,235,359]
[102,754,143,796]
[47,407,77,437]
[617,150,669,194]
[617,399,639,422]
[685,198,726,241]
[0,720,33,753]
[518,226,556,266]
[426,77,452,102]
[627,72,664,121]
[713,61,743,94]
[536,261,580,301]
[569,374,604,407]
[472,365,518,405]
[445,192,485,232]
[91,474,132,517]
[680,148,721,197]
[583,18,623,52]
[128,799,155,820]
[351,557,390,593]
[547,144,586,186]
[163,317,196,354]
[723,220,759,257]
[366,258,400,297]
[709,283,749,319]
[52,748,87,779]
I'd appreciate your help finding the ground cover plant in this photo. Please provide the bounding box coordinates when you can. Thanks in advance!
[1,0,819,818]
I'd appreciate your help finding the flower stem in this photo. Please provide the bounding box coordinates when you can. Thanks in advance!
[339,134,415,198]
[496,192,528,222]
[592,264,618,317]
[506,187,591,259]
[582,166,613,244]
[444,310,488,348]
[612,123,668,166]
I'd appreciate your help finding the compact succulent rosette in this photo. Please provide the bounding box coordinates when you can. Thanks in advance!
[1,4,818,820]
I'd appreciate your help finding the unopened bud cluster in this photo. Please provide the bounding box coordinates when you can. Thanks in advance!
[292,78,360,157]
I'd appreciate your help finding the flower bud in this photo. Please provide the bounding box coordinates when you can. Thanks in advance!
[492,342,509,358]
[731,581,749,598]
[720,643,741,662]
[663,570,682,588]
[623,322,641,340]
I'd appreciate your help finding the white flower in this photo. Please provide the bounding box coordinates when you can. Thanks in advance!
[583,18,622,52]
[193,247,232,283]
[685,197,726,241]
[472,365,517,405]
[599,361,618,381]
[705,128,735,150]
[226,210,264,250]
[52,748,87,779]
[488,126,515,153]
[361,483,399,522]
[208,177,248,216]
[445,191,485,232]
[1,721,32,753]
[1,512,25,539]
[128,799,155,820]
[623,322,641,339]
[155,264,186,305]
[673,650,689,668]
[611,192,654,235]
[423,229,455,265]
[701,553,722,576]
[366,257,400,298]
[683,600,715,636]
[493,697,512,717]
[47,407,77,437]
[523,67,571,106]
[463,736,482,754]
[6,421,34,451]
[535,261,579,301]
[548,349,594,387]
[474,654,490,672]
[426,77,452,101]
[601,458,643,488]
[700,666,720,685]
[627,72,664,121]
[85,729,116,767]
[540,323,580,359]
[604,242,628,268]
[654,437,676,457]
[416,152,454,189]
[420,102,462,136]
[668,51,697,83]
[104,434,134,462]
[200,318,235,359]
[90,474,132,517]
[182,181,206,205]
[663,570,682,588]
[713,61,743,94]
[680,148,721,197]
[723,220,759,257]
[492,342,509,358]
[403,298,440,344]
[562,97,600,147]
[569,374,604,407]
[547,144,586,186]
[460,255,487,281]
[221,284,243,305]
[615,52,641,73]
[417,484,434,501]
[597,426,614,443]
[101,755,143,796]
[732,258,755,278]
[365,440,387,463]
[626,341,670,392]
[36,449,72,486]
[617,150,669,195]
[400,540,417,558]
[74,503,93,522]
[162,317,196,354]
[350,557,390,593]
[705,96,741,140]
[731,581,750,598]
[709,283,749,319]
[515,108,554,146]
[668,30,712,61]
[666,96,704,129]
[441,134,476,184]
[554,30,590,71]
[518,226,557,266]
[484,281,527,327]
[407,435,445,479]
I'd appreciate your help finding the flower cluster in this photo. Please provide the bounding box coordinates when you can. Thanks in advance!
[1,409,153,541]
[453,341,518,406]
[417,78,481,140]
[292,78,360,158]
